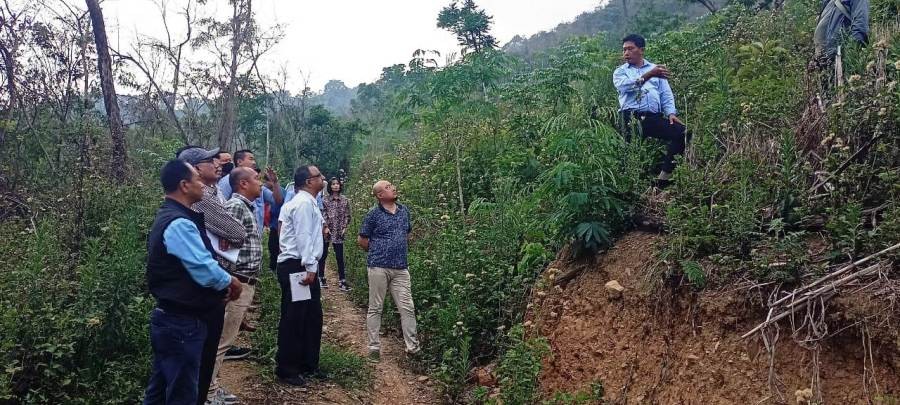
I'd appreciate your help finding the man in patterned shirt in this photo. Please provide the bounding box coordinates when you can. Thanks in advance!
[358,180,420,360]
[176,146,247,405]
[206,167,263,404]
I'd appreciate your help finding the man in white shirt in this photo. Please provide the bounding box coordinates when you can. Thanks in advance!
[274,165,326,386]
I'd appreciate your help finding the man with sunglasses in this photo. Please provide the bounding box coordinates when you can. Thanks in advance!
[176,146,247,405]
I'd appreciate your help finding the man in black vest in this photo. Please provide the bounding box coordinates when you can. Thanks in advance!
[143,159,243,405]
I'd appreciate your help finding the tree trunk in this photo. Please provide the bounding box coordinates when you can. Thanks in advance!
[85,0,127,181]
[454,137,465,216]
[0,43,16,146]
[218,0,246,150]
[696,0,718,13]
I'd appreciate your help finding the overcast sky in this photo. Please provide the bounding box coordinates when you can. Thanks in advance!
[102,0,602,92]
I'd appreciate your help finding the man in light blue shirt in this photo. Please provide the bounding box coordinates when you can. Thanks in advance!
[143,160,242,405]
[613,34,691,188]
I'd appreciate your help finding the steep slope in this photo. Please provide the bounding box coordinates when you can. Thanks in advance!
[531,232,900,403]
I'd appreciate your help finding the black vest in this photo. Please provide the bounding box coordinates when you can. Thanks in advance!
[146,198,225,316]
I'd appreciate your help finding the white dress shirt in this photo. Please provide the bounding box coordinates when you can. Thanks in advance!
[277,188,324,276]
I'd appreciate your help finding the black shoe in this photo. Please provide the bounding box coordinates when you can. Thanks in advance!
[651,178,672,189]
[224,346,251,360]
[320,279,329,289]
[302,369,329,381]
[339,281,352,292]
[276,374,306,387]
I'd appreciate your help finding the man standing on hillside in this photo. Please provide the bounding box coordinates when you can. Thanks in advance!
[274,165,327,386]
[206,167,264,404]
[176,146,247,405]
[358,180,420,361]
[613,34,690,189]
[143,160,242,405]
[813,0,869,59]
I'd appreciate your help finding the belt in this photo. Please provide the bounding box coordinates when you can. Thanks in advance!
[621,109,662,118]
[231,272,258,285]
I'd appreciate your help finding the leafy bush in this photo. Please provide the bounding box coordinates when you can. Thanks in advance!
[0,181,157,403]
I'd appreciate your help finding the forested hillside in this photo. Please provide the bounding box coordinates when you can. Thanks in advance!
[502,0,726,60]
[0,0,898,403]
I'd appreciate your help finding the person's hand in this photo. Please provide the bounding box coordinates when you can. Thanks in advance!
[643,65,670,80]
[226,276,243,301]
[219,238,230,251]
[265,167,278,184]
[299,272,316,285]
[669,114,684,125]
[323,227,331,237]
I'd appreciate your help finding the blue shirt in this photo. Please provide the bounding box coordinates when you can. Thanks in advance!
[268,185,286,230]
[612,60,677,116]
[359,203,412,270]
[163,218,232,291]
[218,174,276,232]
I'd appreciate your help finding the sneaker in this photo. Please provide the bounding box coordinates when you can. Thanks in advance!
[367,349,381,362]
[339,281,352,292]
[320,279,329,289]
[224,346,251,360]
[217,388,239,404]
[276,374,306,387]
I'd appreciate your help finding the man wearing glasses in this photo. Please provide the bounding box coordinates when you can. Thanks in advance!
[274,165,327,386]
[176,146,247,405]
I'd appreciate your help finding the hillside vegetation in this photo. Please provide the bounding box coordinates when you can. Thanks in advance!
[342,0,899,401]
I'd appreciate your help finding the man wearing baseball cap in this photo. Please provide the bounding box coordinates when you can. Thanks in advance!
[176,146,247,405]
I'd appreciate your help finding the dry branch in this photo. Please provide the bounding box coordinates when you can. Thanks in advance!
[742,260,890,339]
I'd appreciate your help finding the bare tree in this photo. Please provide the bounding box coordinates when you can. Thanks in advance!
[0,0,32,147]
[85,0,126,180]
[115,0,198,143]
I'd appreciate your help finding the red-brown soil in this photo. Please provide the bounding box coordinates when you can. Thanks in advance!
[532,231,900,404]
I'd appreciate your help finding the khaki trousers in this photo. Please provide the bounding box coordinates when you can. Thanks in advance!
[208,281,255,395]
[366,267,420,353]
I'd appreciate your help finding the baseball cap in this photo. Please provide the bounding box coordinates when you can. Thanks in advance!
[177,147,220,165]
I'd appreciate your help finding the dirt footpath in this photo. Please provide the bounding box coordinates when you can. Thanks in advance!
[217,264,440,404]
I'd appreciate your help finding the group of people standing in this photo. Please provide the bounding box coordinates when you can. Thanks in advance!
[142,146,420,405]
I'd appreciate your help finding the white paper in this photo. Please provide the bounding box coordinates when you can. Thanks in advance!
[289,273,312,302]
[206,231,240,264]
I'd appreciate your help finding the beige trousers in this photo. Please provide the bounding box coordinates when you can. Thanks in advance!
[209,281,255,395]
[366,267,420,353]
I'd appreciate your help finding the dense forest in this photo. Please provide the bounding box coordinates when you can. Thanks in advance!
[0,0,898,403]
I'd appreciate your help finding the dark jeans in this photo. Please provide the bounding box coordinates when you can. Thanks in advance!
[317,237,328,283]
[143,308,207,405]
[268,228,280,272]
[275,259,323,377]
[196,303,225,405]
[620,110,690,174]
[317,241,346,282]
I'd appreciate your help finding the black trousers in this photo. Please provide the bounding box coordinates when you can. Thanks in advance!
[620,110,690,174]
[317,237,328,282]
[195,303,225,405]
[317,241,347,281]
[275,259,323,377]
[267,228,280,272]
